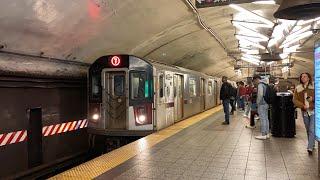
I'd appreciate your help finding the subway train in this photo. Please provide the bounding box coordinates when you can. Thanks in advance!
[87,55,223,137]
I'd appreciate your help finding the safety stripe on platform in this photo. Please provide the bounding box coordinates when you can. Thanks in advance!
[51,106,222,180]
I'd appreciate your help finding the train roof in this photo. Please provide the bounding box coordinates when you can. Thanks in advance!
[147,58,215,79]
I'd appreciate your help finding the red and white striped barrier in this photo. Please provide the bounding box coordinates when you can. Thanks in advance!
[0,130,27,147]
[0,119,87,147]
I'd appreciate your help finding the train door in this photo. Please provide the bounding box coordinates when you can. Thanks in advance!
[173,74,184,122]
[213,80,217,106]
[103,71,127,129]
[215,80,220,105]
[200,78,206,111]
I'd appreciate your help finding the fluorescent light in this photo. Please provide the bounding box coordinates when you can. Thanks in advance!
[243,54,261,60]
[253,0,275,4]
[268,39,277,47]
[297,17,320,26]
[239,48,260,54]
[280,30,313,48]
[282,66,289,73]
[283,45,300,53]
[229,4,274,27]
[283,25,311,44]
[282,59,290,64]
[236,34,268,42]
[232,21,273,28]
[234,23,269,41]
[279,53,289,59]
[239,39,266,50]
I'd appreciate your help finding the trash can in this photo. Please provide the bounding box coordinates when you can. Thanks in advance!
[271,92,296,137]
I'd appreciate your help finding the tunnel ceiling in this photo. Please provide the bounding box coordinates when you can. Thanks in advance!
[0,0,319,80]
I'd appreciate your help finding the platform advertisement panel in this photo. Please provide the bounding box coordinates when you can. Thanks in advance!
[315,40,320,141]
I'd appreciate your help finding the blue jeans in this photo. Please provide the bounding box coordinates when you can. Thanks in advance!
[239,96,245,110]
[258,104,269,136]
[303,114,315,150]
[223,99,230,123]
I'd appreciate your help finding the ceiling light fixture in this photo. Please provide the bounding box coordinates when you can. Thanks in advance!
[283,25,311,44]
[234,23,269,41]
[232,20,274,28]
[229,4,274,27]
[239,39,266,50]
[280,30,313,48]
[252,0,276,5]
[236,34,268,42]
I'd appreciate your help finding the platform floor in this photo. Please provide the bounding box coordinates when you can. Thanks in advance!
[54,107,319,180]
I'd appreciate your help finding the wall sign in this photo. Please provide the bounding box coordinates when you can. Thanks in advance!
[314,39,320,141]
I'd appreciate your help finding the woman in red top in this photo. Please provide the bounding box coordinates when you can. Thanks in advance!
[244,83,254,117]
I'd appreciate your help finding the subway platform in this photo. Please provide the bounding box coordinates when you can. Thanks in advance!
[53,106,319,180]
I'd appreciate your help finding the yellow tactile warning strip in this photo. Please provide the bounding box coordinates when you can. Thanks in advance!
[51,106,222,180]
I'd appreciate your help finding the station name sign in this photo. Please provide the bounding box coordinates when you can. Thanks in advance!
[195,0,262,8]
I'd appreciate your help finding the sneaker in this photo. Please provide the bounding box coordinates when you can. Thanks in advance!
[243,114,249,118]
[222,121,229,125]
[255,135,267,140]
[254,116,260,120]
[307,149,313,155]
[266,134,271,138]
[245,125,255,129]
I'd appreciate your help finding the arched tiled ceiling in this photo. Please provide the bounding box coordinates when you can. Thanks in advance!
[0,0,318,80]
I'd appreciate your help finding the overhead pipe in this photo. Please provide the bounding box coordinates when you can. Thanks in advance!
[184,0,230,55]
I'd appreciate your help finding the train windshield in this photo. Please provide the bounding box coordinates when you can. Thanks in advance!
[114,75,125,96]
[130,71,148,99]
[91,75,100,99]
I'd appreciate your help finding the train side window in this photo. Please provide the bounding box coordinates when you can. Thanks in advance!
[208,81,213,95]
[91,75,100,98]
[159,74,164,98]
[189,78,196,97]
[131,71,146,99]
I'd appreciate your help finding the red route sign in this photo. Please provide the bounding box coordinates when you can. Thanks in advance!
[111,56,121,66]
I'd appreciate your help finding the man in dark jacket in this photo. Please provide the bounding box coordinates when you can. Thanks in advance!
[220,76,232,125]
[230,85,237,115]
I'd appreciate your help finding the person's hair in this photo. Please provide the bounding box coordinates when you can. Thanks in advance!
[252,75,261,80]
[299,72,312,86]
[222,76,228,81]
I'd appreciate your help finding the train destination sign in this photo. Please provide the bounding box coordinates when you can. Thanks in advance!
[195,0,267,8]
[315,39,320,141]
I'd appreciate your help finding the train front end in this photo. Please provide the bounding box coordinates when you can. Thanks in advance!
[87,55,154,136]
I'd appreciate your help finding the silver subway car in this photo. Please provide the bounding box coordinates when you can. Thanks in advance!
[87,55,222,137]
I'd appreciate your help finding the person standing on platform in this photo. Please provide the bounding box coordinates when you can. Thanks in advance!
[253,75,270,140]
[238,81,246,112]
[293,73,315,155]
[230,85,237,115]
[244,83,254,118]
[220,76,233,125]
[246,86,258,129]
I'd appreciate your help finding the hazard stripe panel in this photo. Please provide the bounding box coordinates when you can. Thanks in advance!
[52,106,223,179]
[0,119,87,147]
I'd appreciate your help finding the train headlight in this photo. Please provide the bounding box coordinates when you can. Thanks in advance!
[136,115,146,124]
[92,114,100,120]
[139,115,146,122]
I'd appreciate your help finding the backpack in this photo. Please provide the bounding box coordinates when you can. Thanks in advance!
[261,83,275,104]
